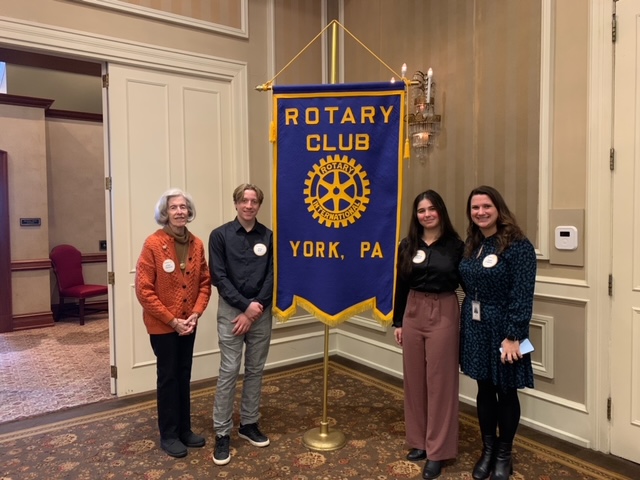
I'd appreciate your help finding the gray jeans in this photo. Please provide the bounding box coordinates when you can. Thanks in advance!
[213,297,272,436]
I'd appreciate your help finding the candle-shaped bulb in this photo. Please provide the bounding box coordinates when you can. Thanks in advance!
[390,77,396,83]
[427,67,433,79]
[401,63,407,78]
[426,68,433,104]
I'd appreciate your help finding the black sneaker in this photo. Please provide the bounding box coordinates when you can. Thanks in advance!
[212,435,231,465]
[238,423,270,447]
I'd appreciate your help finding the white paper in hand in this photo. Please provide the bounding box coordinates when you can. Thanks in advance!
[500,338,534,354]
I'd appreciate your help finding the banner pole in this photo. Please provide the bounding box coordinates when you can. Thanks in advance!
[302,20,347,453]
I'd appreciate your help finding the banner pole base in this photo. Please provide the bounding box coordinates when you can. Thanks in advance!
[302,421,346,451]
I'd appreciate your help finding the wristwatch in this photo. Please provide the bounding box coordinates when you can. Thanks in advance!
[506,335,518,342]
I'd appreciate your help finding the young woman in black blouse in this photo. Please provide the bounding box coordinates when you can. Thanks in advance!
[393,190,464,480]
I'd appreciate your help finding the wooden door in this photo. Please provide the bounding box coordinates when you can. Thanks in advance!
[611,0,640,464]
[105,63,242,395]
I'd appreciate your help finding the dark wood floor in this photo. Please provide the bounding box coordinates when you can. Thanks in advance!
[2,355,639,478]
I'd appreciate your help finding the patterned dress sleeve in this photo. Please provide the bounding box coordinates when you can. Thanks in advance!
[503,238,537,340]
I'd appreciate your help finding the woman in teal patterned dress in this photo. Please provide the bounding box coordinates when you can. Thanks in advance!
[459,186,537,480]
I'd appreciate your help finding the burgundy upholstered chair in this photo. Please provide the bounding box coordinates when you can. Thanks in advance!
[49,244,108,325]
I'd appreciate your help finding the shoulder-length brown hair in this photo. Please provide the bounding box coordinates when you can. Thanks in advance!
[463,185,525,257]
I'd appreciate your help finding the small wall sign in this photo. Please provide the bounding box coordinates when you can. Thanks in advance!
[20,218,41,227]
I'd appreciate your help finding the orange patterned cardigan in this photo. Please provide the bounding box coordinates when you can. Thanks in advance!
[135,229,211,335]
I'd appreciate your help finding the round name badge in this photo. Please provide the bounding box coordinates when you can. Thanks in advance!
[163,259,176,273]
[253,243,267,256]
[482,254,498,268]
[412,250,427,264]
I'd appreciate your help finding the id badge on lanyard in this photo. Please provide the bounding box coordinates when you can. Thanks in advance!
[472,300,481,321]
[472,253,499,322]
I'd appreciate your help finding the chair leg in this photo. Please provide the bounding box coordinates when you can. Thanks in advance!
[56,297,64,321]
[79,299,85,326]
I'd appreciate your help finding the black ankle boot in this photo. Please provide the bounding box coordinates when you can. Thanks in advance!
[472,435,496,480]
[492,441,514,480]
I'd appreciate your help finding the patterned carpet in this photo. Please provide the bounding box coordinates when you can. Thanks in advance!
[0,361,632,480]
[0,316,112,424]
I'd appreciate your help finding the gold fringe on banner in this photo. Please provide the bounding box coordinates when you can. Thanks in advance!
[275,296,393,328]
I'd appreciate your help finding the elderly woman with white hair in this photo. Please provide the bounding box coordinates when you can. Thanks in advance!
[135,188,211,458]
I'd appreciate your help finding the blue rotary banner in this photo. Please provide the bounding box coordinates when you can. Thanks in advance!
[272,82,404,326]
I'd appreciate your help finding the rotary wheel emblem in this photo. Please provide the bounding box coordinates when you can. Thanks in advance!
[304,154,371,228]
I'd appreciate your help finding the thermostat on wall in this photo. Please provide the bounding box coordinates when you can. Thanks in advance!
[555,226,578,251]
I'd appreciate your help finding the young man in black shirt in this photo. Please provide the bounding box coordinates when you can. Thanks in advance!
[208,183,274,466]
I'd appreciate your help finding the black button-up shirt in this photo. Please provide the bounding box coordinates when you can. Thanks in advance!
[392,234,464,327]
[208,218,274,312]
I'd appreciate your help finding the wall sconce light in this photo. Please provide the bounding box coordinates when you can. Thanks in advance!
[406,67,441,162]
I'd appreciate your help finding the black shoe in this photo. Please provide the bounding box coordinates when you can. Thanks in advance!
[422,460,442,480]
[180,431,206,448]
[212,435,230,465]
[406,448,427,461]
[160,438,188,458]
[239,423,270,447]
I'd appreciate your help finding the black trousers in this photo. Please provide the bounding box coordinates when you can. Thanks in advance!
[149,332,196,441]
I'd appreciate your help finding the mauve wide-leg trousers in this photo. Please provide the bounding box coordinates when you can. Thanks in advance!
[402,290,460,461]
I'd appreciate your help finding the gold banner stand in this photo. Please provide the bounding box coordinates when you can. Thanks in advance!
[302,325,346,451]
[302,23,346,452]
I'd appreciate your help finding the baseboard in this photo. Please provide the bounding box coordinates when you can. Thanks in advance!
[335,328,595,451]
[12,311,55,330]
[52,300,109,321]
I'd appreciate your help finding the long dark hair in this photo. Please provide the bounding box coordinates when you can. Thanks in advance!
[399,190,460,279]
[463,185,525,257]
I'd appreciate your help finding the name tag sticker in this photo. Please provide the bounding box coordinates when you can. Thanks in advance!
[412,250,426,263]
[482,254,498,268]
[254,243,267,256]
[163,259,176,273]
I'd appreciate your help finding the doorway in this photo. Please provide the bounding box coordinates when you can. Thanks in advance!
[0,17,249,402]
[0,47,111,416]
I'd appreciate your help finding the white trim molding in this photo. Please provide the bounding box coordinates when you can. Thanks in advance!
[273,314,319,329]
[0,15,251,186]
[0,16,247,77]
[336,329,403,379]
[531,313,555,379]
[537,0,554,259]
[346,315,388,332]
[70,0,249,38]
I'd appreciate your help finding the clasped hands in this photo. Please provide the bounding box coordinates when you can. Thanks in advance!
[231,301,263,335]
[171,313,199,336]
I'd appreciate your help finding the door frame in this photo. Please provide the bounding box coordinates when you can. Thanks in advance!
[607,0,640,462]
[589,0,614,454]
[0,151,12,333]
[0,15,250,394]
